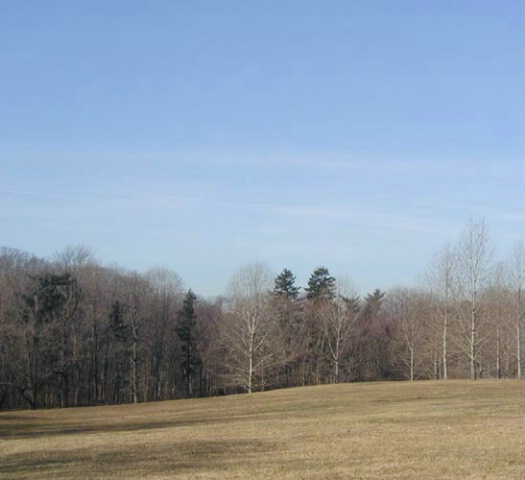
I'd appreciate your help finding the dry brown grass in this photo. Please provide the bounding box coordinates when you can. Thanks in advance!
[1,380,523,479]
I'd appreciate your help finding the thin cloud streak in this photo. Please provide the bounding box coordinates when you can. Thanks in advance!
[226,201,461,236]
[1,146,517,178]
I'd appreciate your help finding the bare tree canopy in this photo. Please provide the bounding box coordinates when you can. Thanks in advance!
[0,220,523,410]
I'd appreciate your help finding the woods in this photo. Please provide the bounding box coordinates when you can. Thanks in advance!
[0,221,523,410]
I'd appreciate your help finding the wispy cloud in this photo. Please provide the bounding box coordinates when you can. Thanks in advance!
[216,201,459,237]
[1,145,517,178]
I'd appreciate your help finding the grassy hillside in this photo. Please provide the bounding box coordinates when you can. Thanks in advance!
[1,380,523,479]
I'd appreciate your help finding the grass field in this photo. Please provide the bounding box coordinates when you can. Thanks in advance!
[1,380,523,479]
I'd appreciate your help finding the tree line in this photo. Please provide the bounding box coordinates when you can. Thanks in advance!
[0,220,523,409]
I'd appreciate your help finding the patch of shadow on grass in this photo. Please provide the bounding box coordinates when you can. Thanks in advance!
[0,416,241,440]
[1,438,278,479]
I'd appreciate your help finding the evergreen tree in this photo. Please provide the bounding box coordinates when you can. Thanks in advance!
[21,272,79,408]
[272,268,302,387]
[342,296,361,314]
[356,289,391,381]
[109,300,130,342]
[362,289,385,318]
[176,290,201,397]
[305,266,336,300]
[273,268,300,298]
[24,272,75,324]
[108,300,131,403]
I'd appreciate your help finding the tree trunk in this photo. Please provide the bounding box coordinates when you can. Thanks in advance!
[334,343,340,385]
[517,321,521,379]
[248,347,253,394]
[496,323,501,379]
[442,299,448,380]
[131,335,139,404]
[409,345,414,381]
[470,301,477,380]
[92,313,99,404]
[517,287,522,378]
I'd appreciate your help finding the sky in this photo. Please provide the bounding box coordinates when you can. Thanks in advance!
[0,1,523,297]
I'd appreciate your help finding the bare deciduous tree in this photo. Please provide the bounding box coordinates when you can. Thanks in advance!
[456,220,493,379]
[322,279,359,384]
[144,267,184,400]
[387,288,431,381]
[424,243,459,379]
[223,263,275,393]
[508,242,525,378]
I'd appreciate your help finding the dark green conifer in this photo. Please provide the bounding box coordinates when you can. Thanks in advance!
[176,290,201,396]
[273,268,300,298]
[305,266,336,300]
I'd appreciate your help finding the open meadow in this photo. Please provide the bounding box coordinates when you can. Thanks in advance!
[1,380,523,479]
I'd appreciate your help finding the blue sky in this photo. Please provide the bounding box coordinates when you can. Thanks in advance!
[1,1,523,296]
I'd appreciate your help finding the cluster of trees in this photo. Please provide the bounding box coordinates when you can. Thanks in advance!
[0,221,523,410]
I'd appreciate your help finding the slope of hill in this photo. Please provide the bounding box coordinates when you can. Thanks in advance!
[1,380,523,479]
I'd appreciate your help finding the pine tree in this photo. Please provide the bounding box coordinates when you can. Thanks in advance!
[273,268,300,298]
[362,289,385,319]
[176,290,201,397]
[108,300,131,403]
[22,272,79,408]
[109,300,130,342]
[356,289,390,381]
[305,266,336,300]
[272,268,302,386]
